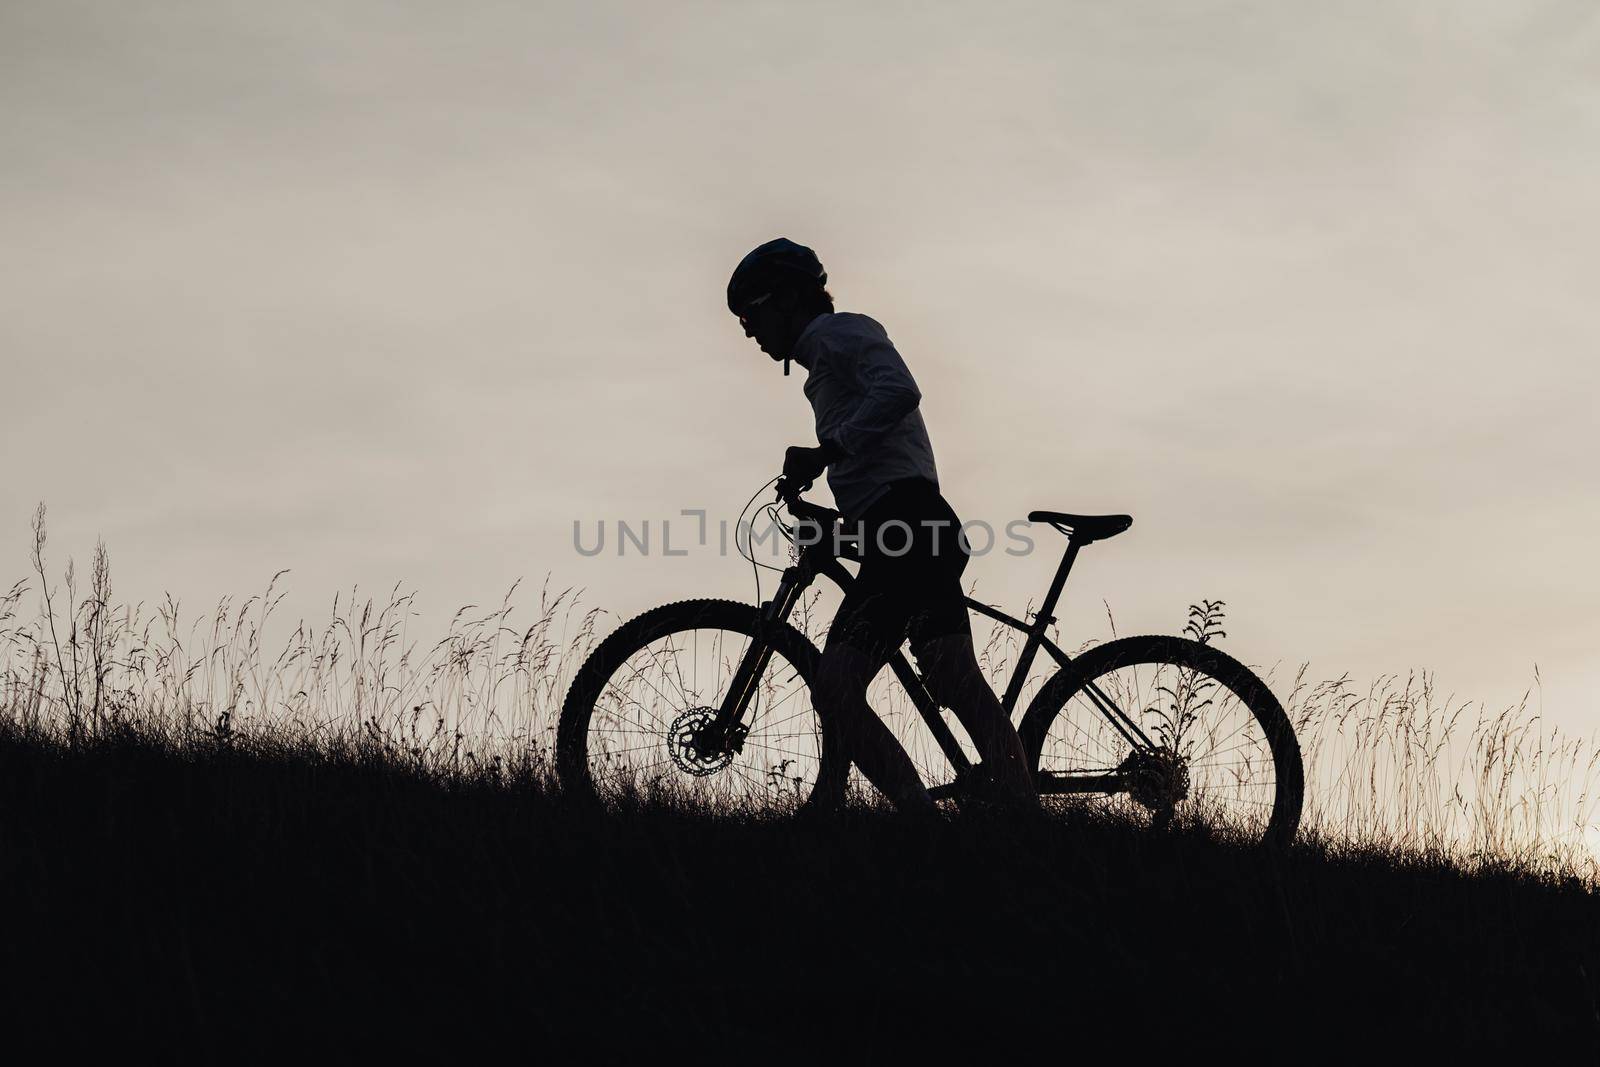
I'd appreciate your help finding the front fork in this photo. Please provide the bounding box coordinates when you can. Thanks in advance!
[702,565,812,755]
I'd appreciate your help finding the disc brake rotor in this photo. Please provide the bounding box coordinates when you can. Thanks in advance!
[667,708,736,777]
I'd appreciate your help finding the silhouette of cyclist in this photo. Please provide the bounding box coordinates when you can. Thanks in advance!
[728,237,1036,814]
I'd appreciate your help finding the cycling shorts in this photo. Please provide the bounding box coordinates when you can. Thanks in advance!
[827,477,972,665]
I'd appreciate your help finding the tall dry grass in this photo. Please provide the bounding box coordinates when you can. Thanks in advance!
[5,504,1597,882]
[0,505,600,773]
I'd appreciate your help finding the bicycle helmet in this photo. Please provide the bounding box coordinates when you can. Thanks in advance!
[726,238,827,315]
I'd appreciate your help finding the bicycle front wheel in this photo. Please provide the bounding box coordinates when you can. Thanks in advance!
[556,598,848,817]
[1018,636,1303,847]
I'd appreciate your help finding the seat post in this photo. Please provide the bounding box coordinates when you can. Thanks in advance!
[1035,536,1083,631]
[998,534,1083,714]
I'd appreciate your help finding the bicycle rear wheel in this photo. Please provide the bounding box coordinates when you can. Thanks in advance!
[1018,636,1303,847]
[557,598,848,817]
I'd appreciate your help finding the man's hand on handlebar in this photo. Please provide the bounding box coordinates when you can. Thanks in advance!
[780,440,844,492]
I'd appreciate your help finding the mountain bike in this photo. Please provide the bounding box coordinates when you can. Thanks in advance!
[557,479,1304,846]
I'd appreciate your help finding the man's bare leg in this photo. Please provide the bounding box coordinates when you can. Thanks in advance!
[915,632,1036,803]
[813,641,938,815]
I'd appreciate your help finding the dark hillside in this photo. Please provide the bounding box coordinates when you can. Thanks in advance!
[1,725,1595,1058]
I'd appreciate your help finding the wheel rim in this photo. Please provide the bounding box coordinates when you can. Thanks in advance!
[580,624,826,815]
[1037,652,1283,841]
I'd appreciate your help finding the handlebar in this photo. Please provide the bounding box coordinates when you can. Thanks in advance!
[774,477,842,529]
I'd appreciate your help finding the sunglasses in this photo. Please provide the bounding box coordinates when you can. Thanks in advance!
[737,292,773,330]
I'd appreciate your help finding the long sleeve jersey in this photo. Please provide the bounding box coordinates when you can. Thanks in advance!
[795,312,940,521]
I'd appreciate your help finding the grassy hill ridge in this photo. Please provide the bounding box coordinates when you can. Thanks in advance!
[2,722,1597,1057]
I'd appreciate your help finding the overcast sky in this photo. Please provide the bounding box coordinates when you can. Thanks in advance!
[3,1,1596,727]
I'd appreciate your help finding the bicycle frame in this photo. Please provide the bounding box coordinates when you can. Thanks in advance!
[711,502,1162,798]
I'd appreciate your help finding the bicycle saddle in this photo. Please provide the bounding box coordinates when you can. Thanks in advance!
[1028,511,1133,543]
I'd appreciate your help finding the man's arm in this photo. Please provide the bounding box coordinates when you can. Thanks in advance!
[829,326,922,457]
